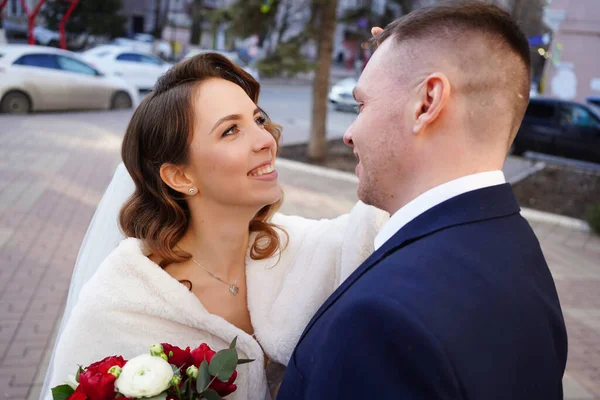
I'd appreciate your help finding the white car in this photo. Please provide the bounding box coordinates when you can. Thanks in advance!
[184,48,260,82]
[328,77,358,112]
[113,35,173,60]
[83,45,172,92]
[0,45,138,114]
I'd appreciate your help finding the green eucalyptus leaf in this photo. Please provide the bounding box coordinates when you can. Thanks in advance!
[208,349,237,382]
[201,389,223,400]
[229,336,238,350]
[51,385,74,400]
[196,360,210,393]
[236,358,254,365]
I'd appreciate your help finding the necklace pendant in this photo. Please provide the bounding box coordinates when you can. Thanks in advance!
[229,284,239,296]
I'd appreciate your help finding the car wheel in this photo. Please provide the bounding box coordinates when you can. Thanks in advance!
[0,91,32,114]
[111,91,133,110]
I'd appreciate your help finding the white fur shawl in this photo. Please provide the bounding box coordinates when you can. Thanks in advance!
[47,202,387,400]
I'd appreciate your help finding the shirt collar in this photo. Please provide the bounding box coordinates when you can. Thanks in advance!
[374,171,506,250]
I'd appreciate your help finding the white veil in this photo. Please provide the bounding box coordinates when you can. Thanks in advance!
[40,163,134,399]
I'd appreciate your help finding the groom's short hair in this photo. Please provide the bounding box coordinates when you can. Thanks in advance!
[373,1,531,143]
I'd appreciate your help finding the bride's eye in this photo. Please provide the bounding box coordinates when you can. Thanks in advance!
[222,125,239,137]
[255,113,267,126]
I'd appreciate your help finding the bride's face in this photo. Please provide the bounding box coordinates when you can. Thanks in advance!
[184,78,281,208]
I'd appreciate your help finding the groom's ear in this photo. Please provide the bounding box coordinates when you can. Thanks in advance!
[412,73,451,135]
[160,163,194,195]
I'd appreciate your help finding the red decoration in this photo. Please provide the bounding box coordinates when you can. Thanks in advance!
[19,0,46,45]
[59,0,78,49]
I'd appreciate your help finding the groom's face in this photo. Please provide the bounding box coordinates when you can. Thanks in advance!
[344,39,415,211]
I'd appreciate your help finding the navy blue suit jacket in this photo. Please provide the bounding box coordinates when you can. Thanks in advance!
[278,184,567,399]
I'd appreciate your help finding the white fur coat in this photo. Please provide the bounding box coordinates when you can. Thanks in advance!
[47,201,387,400]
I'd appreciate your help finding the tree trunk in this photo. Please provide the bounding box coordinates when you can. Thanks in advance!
[189,0,203,46]
[308,0,338,161]
[153,0,163,39]
[511,0,522,22]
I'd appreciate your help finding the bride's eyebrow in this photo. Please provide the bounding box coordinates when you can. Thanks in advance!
[210,107,261,133]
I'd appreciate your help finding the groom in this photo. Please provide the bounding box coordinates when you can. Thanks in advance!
[278,2,567,399]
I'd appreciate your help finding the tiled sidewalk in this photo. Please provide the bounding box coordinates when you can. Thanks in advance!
[0,111,598,399]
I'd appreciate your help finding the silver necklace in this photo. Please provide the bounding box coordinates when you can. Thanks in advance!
[191,258,240,296]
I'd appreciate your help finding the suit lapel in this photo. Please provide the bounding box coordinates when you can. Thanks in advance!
[296,184,521,345]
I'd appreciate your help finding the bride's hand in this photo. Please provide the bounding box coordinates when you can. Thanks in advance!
[371,27,383,36]
[371,26,384,46]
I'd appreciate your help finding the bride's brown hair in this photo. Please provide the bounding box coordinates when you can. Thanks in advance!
[119,53,285,266]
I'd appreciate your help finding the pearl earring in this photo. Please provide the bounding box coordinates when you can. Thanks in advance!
[188,188,196,195]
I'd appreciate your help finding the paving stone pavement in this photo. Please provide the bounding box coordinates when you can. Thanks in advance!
[0,111,599,400]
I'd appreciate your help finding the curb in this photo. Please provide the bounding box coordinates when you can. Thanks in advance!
[277,158,359,184]
[506,161,546,184]
[277,157,592,233]
[520,207,590,232]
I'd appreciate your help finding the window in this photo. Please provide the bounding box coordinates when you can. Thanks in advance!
[57,56,98,76]
[563,105,599,128]
[13,53,60,70]
[116,53,142,62]
[139,54,164,66]
[525,102,556,120]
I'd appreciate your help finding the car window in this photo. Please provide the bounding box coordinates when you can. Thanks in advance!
[525,102,556,120]
[139,54,163,65]
[560,105,599,128]
[13,53,59,69]
[57,56,98,76]
[116,53,141,62]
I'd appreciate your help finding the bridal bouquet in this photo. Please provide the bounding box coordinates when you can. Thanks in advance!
[51,338,252,400]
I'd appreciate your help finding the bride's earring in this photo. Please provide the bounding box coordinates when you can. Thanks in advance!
[188,188,197,195]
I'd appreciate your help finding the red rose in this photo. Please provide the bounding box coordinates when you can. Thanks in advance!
[85,356,127,375]
[67,386,87,400]
[162,343,193,369]
[190,343,216,367]
[78,356,127,400]
[79,372,117,400]
[209,370,238,397]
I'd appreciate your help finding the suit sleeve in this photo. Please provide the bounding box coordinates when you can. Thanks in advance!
[299,295,463,399]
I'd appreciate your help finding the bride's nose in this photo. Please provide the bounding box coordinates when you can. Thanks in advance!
[252,126,276,153]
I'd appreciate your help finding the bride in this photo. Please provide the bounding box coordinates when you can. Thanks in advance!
[42,52,387,400]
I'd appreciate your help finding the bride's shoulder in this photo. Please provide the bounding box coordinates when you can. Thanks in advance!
[95,237,154,276]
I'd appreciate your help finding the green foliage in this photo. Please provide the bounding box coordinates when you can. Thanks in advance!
[587,203,600,235]
[42,0,126,38]
[257,36,315,78]
[228,0,280,44]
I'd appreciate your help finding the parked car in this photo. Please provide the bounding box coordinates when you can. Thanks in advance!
[83,45,172,91]
[183,48,260,82]
[0,28,7,45]
[587,96,600,107]
[0,45,138,114]
[112,35,172,60]
[328,77,358,112]
[513,98,600,163]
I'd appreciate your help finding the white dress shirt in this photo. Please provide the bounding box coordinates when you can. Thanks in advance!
[374,171,507,250]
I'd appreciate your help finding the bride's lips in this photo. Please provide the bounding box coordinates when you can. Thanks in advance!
[248,160,278,181]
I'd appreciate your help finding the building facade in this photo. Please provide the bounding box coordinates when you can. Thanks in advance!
[541,0,600,103]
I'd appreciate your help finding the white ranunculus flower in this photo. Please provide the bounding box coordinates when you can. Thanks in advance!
[115,354,173,398]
